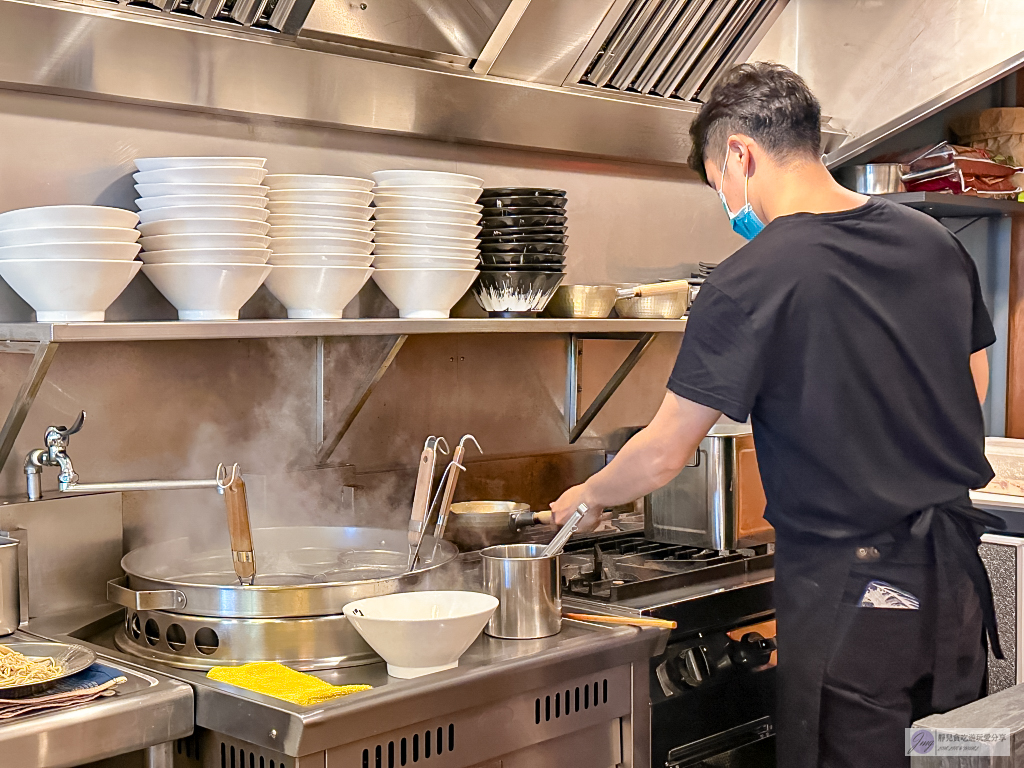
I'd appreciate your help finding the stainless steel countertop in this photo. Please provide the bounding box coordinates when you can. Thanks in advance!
[30,607,662,758]
[1,629,193,768]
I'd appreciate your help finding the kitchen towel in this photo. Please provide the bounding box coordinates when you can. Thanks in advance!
[207,662,371,706]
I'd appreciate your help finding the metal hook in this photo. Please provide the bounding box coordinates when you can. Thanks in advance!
[216,463,239,490]
[434,437,450,456]
[458,434,482,455]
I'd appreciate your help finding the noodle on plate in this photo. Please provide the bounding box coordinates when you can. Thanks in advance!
[0,644,63,688]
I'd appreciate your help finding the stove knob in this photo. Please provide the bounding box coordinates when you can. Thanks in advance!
[677,645,711,688]
[728,632,777,670]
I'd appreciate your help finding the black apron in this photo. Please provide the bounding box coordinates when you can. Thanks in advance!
[773,496,1004,768]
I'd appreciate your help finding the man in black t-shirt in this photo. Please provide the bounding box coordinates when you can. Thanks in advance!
[551,63,1003,768]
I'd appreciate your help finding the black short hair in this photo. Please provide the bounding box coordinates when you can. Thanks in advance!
[688,62,822,184]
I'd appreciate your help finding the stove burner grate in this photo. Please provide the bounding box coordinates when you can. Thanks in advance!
[561,533,773,602]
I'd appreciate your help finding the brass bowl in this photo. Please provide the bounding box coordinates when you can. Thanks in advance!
[543,285,618,318]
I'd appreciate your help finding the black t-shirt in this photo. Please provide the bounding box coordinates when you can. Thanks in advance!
[667,197,995,540]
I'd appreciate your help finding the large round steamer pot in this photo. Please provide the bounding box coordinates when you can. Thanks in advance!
[110,527,460,670]
[116,526,458,618]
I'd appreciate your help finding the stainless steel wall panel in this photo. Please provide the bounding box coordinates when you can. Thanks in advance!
[486,0,619,85]
[752,0,1024,159]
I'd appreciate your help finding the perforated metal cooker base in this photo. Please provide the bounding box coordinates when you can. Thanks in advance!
[114,608,376,670]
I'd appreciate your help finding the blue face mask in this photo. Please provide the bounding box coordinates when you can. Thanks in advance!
[718,152,765,240]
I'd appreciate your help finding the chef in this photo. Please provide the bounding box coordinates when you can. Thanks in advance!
[551,62,1003,768]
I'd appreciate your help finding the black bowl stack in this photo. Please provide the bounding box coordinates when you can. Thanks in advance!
[471,187,568,317]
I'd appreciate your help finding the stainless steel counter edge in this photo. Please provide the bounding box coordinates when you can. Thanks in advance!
[5,630,194,768]
[0,317,687,342]
[199,623,662,756]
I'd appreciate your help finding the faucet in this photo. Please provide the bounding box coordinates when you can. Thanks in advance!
[25,411,85,501]
[24,411,258,585]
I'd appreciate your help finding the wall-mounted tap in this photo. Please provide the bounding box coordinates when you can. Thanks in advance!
[23,411,257,584]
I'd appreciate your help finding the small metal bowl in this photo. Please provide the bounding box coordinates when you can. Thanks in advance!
[543,285,618,318]
[614,289,688,319]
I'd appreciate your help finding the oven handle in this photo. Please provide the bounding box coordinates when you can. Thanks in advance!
[666,716,774,767]
[107,577,187,611]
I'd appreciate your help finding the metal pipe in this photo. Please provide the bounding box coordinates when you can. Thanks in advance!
[59,479,221,493]
[144,742,176,768]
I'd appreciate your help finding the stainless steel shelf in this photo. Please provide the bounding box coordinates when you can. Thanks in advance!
[879,192,1024,218]
[0,317,687,343]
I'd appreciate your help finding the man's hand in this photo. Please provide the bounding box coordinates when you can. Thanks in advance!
[551,483,602,530]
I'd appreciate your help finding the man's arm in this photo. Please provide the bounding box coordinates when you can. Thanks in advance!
[550,392,721,528]
[971,350,989,404]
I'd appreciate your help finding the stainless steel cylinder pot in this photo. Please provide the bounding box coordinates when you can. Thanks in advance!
[480,543,560,639]
[0,537,19,636]
[834,163,906,194]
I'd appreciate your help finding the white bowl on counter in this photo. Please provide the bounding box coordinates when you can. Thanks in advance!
[0,258,142,321]
[267,201,374,221]
[0,206,139,230]
[264,264,374,319]
[373,232,480,249]
[372,267,479,319]
[134,184,269,201]
[142,262,272,320]
[0,226,140,246]
[372,207,481,226]
[138,206,270,225]
[371,170,484,189]
[134,156,266,172]
[140,233,271,252]
[267,189,374,206]
[267,214,374,231]
[373,185,480,203]
[139,248,271,265]
[373,221,481,239]
[0,242,141,261]
[269,253,374,267]
[134,166,268,186]
[268,225,373,242]
[372,195,483,214]
[136,195,268,213]
[270,237,374,257]
[138,218,271,237]
[372,255,479,269]
[264,174,374,192]
[373,242,478,258]
[344,591,497,679]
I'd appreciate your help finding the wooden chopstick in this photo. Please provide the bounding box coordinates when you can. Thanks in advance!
[563,612,677,629]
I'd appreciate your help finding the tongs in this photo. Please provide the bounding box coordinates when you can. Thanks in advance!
[407,436,447,570]
[541,503,589,557]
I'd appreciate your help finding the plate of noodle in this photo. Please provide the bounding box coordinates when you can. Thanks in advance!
[0,642,96,699]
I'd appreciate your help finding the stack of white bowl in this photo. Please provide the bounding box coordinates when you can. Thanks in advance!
[0,206,142,321]
[370,170,484,318]
[263,174,376,319]
[133,157,272,320]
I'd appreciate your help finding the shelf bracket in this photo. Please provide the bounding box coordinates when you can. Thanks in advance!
[565,332,658,444]
[0,340,60,474]
[316,334,408,465]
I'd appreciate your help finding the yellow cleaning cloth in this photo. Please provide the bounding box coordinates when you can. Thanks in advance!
[207,662,371,706]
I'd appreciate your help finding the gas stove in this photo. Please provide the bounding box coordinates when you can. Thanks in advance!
[560,532,778,768]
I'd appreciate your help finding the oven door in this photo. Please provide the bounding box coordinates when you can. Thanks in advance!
[665,717,774,767]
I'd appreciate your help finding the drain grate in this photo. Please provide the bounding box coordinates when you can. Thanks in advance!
[578,0,786,101]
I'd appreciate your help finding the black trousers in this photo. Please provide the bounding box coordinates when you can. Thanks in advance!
[816,537,987,767]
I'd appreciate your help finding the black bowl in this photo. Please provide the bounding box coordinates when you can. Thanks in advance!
[482,214,568,229]
[479,226,567,240]
[478,195,568,209]
[471,268,566,316]
[479,232,568,245]
[481,206,566,218]
[479,242,568,256]
[478,263,565,272]
[482,187,567,198]
[479,252,566,266]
